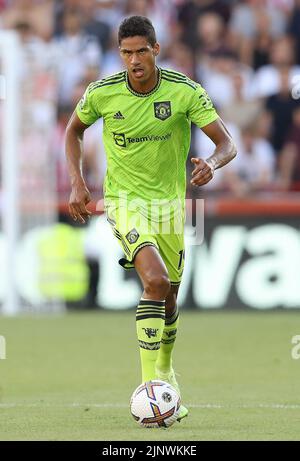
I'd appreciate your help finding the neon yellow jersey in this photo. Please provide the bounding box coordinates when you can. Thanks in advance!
[76,67,219,220]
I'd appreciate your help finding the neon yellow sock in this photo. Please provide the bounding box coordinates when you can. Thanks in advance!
[156,306,179,373]
[136,299,165,382]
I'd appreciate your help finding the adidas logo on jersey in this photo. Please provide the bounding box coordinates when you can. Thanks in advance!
[113,111,125,120]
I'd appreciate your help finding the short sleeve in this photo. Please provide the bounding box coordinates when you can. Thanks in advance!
[187,84,219,128]
[76,83,101,126]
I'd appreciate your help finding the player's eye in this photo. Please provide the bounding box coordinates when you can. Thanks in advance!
[120,49,149,58]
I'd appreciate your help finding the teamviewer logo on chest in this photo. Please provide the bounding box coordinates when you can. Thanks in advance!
[113,132,126,147]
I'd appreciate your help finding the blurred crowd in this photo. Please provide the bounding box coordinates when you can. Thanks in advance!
[1,0,300,204]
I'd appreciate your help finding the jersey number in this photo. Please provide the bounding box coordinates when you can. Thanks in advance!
[178,250,185,270]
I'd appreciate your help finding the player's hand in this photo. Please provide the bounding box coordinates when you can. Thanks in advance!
[69,180,92,223]
[190,158,214,187]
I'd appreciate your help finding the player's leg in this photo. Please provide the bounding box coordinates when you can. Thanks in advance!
[154,217,184,379]
[156,284,180,374]
[134,245,170,383]
[152,219,188,420]
[106,207,166,382]
[156,282,189,421]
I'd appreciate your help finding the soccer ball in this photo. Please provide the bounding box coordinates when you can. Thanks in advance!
[130,380,181,428]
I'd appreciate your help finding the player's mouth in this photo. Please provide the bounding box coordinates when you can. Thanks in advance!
[132,67,145,78]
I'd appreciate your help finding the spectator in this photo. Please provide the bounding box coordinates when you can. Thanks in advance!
[51,7,102,105]
[100,29,123,77]
[221,69,262,129]
[78,0,112,52]
[198,51,253,109]
[251,36,300,98]
[159,40,195,78]
[177,0,231,50]
[90,0,123,29]
[278,106,300,190]
[0,0,8,13]
[265,66,300,153]
[196,12,228,56]
[223,124,276,196]
[288,0,300,65]
[251,8,273,70]
[1,0,55,41]
[122,0,176,46]
[53,0,112,52]
[229,0,287,66]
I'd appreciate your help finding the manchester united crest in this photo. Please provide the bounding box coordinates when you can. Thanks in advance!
[126,228,140,244]
[154,101,172,121]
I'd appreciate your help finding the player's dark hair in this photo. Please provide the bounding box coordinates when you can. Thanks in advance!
[118,16,157,47]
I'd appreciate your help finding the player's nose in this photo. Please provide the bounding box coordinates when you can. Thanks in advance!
[130,53,141,65]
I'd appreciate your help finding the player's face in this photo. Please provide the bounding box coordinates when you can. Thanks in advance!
[119,36,159,84]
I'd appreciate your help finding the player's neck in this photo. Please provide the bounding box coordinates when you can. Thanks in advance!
[127,67,158,94]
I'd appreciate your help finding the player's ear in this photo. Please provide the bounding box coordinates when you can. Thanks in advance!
[153,43,160,57]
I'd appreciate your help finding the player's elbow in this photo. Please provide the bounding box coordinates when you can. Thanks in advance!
[230,140,238,161]
[225,136,237,163]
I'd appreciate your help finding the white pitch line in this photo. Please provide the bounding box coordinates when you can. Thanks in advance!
[0,403,300,409]
[189,404,300,410]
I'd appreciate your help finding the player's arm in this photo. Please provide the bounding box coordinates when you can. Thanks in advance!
[65,111,92,223]
[191,118,237,187]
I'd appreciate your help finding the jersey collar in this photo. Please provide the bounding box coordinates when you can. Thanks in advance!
[125,67,161,97]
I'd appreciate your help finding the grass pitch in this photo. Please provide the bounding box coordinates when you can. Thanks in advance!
[0,310,300,441]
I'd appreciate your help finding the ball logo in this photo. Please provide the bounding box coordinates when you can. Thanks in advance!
[154,101,171,121]
[162,392,172,403]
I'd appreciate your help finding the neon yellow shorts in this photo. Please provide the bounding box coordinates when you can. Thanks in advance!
[106,207,185,285]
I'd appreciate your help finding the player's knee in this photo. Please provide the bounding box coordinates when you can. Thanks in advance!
[144,274,171,299]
